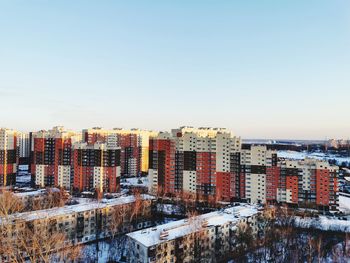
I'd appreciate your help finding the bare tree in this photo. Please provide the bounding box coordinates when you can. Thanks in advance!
[130,189,143,224]
[0,190,24,217]
[233,221,254,258]
[0,216,81,262]
[107,204,129,261]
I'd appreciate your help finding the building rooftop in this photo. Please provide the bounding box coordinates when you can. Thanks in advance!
[1,194,155,223]
[14,188,60,198]
[127,204,259,247]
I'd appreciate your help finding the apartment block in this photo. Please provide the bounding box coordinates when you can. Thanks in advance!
[83,128,158,177]
[0,128,18,186]
[236,145,339,211]
[17,132,30,160]
[148,127,241,201]
[72,142,121,193]
[31,126,81,189]
[238,144,278,204]
[278,158,339,211]
[0,195,155,262]
[127,204,259,263]
[148,132,176,195]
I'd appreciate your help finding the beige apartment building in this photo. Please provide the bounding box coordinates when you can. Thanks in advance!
[0,195,155,262]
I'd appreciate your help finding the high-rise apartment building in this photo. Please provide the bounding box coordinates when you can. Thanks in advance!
[277,158,338,211]
[148,127,242,201]
[17,132,30,160]
[237,145,278,204]
[72,141,121,193]
[31,126,81,189]
[0,128,18,186]
[148,128,339,211]
[235,145,339,211]
[148,132,176,195]
[82,127,158,177]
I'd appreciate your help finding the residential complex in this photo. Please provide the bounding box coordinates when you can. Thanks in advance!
[127,204,259,263]
[148,128,340,211]
[30,127,156,193]
[0,125,341,211]
[0,128,18,186]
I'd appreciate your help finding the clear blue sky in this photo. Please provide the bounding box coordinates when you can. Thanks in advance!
[0,1,349,139]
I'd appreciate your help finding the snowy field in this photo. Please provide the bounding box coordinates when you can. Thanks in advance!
[278,150,350,164]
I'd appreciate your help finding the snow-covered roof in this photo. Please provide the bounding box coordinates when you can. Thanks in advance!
[127,204,259,247]
[1,194,155,223]
[14,188,60,198]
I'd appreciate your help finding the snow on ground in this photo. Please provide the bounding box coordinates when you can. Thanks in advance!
[339,195,350,214]
[120,177,149,188]
[278,150,350,164]
[156,203,182,215]
[16,174,31,184]
[294,216,350,233]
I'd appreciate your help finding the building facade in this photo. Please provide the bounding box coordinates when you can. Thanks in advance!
[31,127,81,189]
[72,142,121,193]
[148,127,242,202]
[0,128,18,186]
[235,145,339,211]
[17,132,30,161]
[0,195,155,262]
[277,158,339,211]
[148,127,339,211]
[82,128,158,177]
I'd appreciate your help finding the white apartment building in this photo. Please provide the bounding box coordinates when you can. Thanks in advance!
[241,145,277,204]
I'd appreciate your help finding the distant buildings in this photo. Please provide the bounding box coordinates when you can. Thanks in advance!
[326,139,350,149]
[17,132,30,160]
[0,125,342,211]
[277,158,338,210]
[148,127,340,211]
[127,204,259,263]
[82,128,158,177]
[30,126,157,193]
[0,128,18,186]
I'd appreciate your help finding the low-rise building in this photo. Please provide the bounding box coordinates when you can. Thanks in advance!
[0,194,155,261]
[127,204,259,263]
